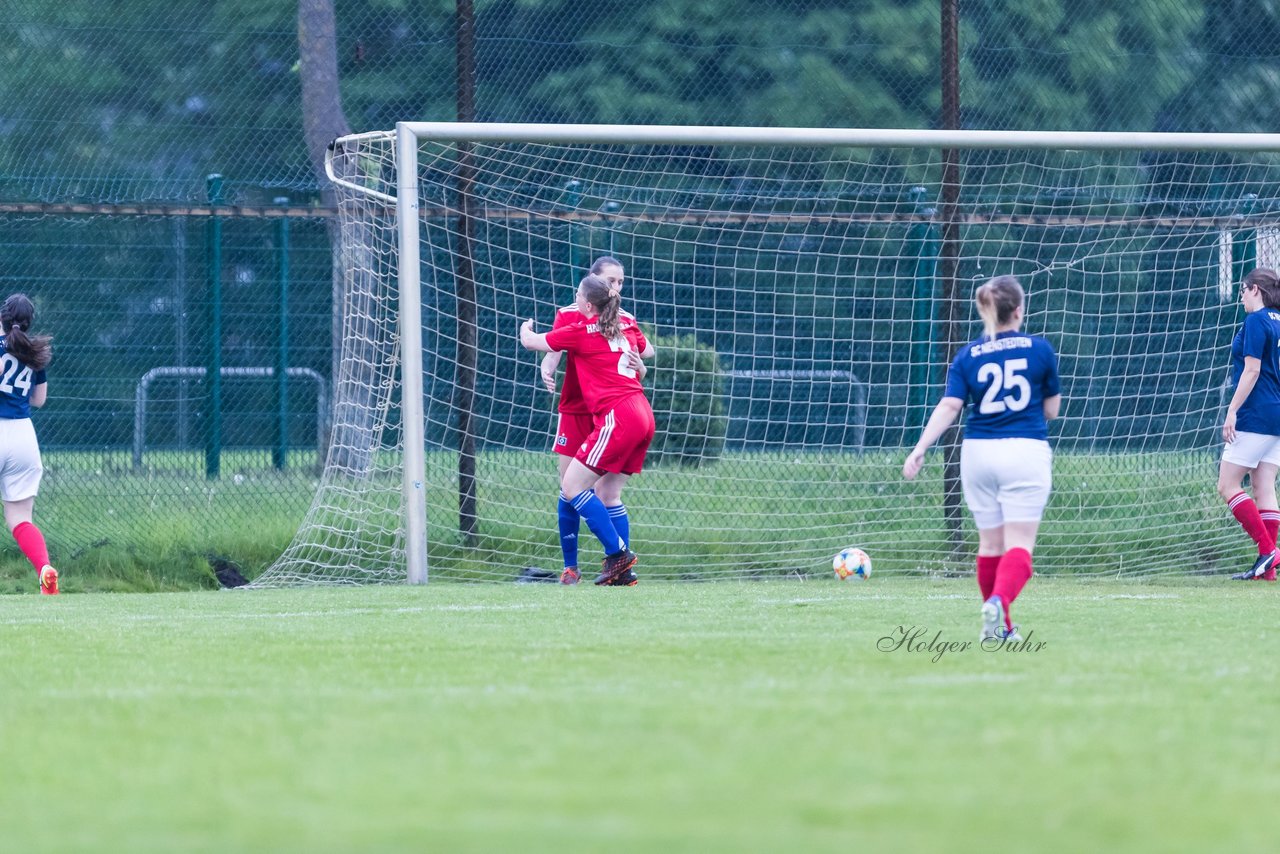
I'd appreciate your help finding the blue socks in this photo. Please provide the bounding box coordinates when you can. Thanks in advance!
[606,504,629,549]
[557,494,579,570]
[570,489,626,554]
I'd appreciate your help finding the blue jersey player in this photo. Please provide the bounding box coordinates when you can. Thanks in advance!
[903,276,1061,641]
[1219,268,1280,581]
[0,294,57,594]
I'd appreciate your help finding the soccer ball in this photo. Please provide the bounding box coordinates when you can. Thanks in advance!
[833,547,872,581]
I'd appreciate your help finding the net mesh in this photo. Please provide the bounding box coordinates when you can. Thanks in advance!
[258,129,1280,583]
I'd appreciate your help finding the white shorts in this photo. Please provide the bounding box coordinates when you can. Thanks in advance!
[0,417,43,501]
[960,438,1052,530]
[1221,431,1280,468]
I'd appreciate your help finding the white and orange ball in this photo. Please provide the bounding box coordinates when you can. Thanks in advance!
[833,547,872,581]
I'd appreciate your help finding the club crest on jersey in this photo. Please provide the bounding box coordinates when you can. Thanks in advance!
[556,435,567,446]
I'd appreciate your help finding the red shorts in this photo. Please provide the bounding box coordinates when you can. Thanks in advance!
[576,395,656,475]
[554,411,594,458]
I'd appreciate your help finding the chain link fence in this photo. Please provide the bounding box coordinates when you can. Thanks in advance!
[1,1,1278,582]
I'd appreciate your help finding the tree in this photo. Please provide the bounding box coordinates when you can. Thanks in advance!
[962,0,1205,131]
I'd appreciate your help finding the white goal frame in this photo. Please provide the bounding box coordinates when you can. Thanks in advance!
[329,123,1280,585]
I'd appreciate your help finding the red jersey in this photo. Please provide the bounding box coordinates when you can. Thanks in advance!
[544,312,649,414]
[551,304,589,415]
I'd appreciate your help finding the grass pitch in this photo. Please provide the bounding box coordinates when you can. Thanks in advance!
[3,577,1276,852]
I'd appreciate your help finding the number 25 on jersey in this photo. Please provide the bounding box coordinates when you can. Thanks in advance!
[977,358,1029,414]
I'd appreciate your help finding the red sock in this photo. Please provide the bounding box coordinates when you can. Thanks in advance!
[991,547,1033,630]
[1228,492,1275,554]
[1263,511,1280,580]
[977,554,1000,601]
[12,521,50,573]
[1262,511,1280,549]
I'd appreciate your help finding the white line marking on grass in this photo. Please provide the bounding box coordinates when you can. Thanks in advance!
[0,602,549,628]
[899,672,1024,686]
[1091,594,1183,600]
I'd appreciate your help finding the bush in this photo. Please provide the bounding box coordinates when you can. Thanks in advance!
[644,332,727,467]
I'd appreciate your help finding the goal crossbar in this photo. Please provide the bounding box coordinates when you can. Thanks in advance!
[398,122,1280,152]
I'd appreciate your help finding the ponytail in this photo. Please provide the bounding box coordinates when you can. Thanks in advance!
[579,274,624,339]
[0,294,51,371]
[974,276,1025,341]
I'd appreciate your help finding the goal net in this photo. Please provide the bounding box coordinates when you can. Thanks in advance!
[251,124,1280,585]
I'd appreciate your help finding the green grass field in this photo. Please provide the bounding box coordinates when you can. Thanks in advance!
[4,577,1276,852]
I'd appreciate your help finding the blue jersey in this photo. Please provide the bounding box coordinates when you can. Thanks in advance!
[0,336,46,419]
[1231,308,1280,435]
[945,330,1060,440]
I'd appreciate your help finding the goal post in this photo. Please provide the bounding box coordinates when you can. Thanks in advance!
[251,124,1280,586]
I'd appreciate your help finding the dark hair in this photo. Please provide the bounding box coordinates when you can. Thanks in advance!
[975,275,1025,341]
[579,274,623,339]
[590,256,624,276]
[1,294,51,371]
[1244,268,1280,309]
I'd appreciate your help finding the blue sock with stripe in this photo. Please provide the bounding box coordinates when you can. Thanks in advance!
[557,494,579,570]
[570,489,625,555]
[606,504,629,550]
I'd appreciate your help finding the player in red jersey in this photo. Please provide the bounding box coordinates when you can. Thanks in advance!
[538,257,648,584]
[521,273,656,585]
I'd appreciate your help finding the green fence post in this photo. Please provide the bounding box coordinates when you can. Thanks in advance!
[274,196,290,471]
[907,187,940,427]
[205,174,223,480]
[564,179,581,283]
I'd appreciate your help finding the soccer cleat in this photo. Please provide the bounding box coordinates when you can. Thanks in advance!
[980,596,1005,641]
[39,565,58,596]
[559,567,580,585]
[607,569,638,587]
[594,549,638,586]
[998,624,1023,643]
[1231,550,1278,581]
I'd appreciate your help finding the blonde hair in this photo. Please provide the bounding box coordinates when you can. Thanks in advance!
[579,274,622,338]
[974,275,1025,341]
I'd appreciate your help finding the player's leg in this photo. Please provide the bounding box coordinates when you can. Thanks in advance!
[591,396,652,575]
[960,439,1008,639]
[1248,455,1280,580]
[982,439,1051,639]
[592,473,637,585]
[566,407,646,585]
[975,525,1003,603]
[561,458,629,569]
[553,412,593,584]
[595,473,632,549]
[990,519,1039,639]
[556,449,580,584]
[1221,437,1278,578]
[0,422,55,594]
[4,497,55,594]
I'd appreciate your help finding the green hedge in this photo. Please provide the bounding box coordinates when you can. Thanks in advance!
[645,332,727,467]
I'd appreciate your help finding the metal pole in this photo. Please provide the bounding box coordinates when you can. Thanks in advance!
[397,126,429,584]
[939,0,964,553]
[274,196,290,470]
[205,174,223,480]
[454,0,479,545]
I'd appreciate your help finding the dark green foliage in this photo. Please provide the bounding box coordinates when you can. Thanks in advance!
[644,331,727,467]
